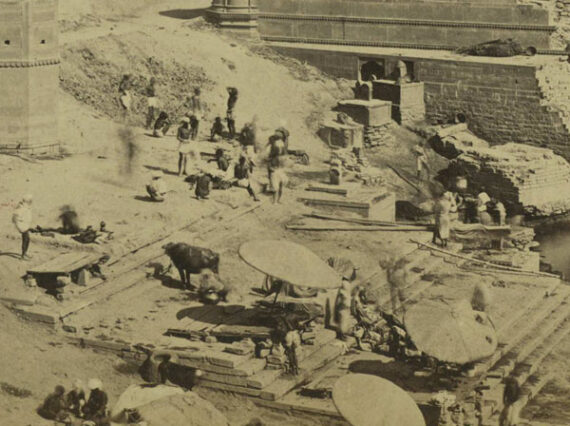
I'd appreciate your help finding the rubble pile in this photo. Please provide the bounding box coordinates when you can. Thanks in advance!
[330,151,385,186]
[453,142,570,216]
[364,122,395,147]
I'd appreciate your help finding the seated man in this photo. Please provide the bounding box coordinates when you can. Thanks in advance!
[209,117,224,141]
[195,172,212,200]
[153,111,171,137]
[234,155,259,202]
[37,385,69,422]
[82,379,108,424]
[146,170,167,202]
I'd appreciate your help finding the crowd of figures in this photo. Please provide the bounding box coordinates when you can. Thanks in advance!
[117,75,293,206]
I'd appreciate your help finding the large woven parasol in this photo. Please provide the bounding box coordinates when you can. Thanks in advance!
[404,299,497,364]
[239,240,342,289]
[110,385,229,426]
[333,374,425,426]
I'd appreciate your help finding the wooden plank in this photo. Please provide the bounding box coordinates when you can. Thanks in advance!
[297,198,370,209]
[287,224,430,232]
[306,186,348,196]
[304,212,429,227]
[28,252,103,274]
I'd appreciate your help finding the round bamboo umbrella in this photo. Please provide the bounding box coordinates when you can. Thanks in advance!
[110,385,229,426]
[333,374,426,426]
[239,240,343,295]
[404,299,497,364]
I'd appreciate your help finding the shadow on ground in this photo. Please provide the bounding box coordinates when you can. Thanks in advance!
[158,8,206,20]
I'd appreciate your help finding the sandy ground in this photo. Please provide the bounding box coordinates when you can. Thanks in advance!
[1,0,569,424]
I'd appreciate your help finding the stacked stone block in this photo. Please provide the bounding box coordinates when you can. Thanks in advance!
[336,98,395,146]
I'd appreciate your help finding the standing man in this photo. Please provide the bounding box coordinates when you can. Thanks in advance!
[268,146,288,204]
[234,155,260,201]
[433,192,451,248]
[226,87,238,139]
[13,194,33,260]
[334,278,352,341]
[177,117,192,176]
[477,187,492,224]
[414,141,430,181]
[145,77,159,129]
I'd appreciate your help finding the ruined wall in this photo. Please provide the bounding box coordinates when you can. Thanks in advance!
[271,45,570,158]
[0,0,59,152]
[518,0,570,48]
[258,0,555,50]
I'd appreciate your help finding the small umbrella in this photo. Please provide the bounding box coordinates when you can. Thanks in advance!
[239,240,343,290]
[332,374,426,426]
[404,299,497,364]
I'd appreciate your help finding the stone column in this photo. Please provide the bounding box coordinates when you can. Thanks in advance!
[206,0,259,29]
[0,0,60,155]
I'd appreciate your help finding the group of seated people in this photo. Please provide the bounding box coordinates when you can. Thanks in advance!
[38,379,108,426]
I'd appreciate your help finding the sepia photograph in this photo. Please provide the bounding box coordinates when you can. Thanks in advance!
[1,0,570,425]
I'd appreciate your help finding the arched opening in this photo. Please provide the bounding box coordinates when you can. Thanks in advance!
[360,61,384,81]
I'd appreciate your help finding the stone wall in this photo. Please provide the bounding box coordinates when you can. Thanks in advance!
[518,0,570,47]
[270,45,570,159]
[0,0,59,152]
[258,0,555,50]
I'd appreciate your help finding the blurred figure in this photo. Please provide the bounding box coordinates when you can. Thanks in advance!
[145,77,159,129]
[59,205,81,234]
[118,74,132,111]
[146,170,167,202]
[190,87,203,136]
[500,378,521,426]
[12,194,33,260]
[414,141,430,181]
[118,126,138,176]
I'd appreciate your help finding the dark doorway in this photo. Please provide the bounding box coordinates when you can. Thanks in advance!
[360,60,385,81]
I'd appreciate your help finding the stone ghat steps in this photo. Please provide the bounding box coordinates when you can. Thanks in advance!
[473,292,570,423]
[472,283,568,377]
[480,316,570,425]
[482,371,553,426]
[367,247,444,314]
[196,336,345,401]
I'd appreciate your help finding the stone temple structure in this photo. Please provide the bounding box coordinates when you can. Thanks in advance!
[0,0,59,155]
[209,0,570,160]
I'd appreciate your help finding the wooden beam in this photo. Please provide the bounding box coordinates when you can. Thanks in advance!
[410,239,560,278]
[304,212,431,227]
